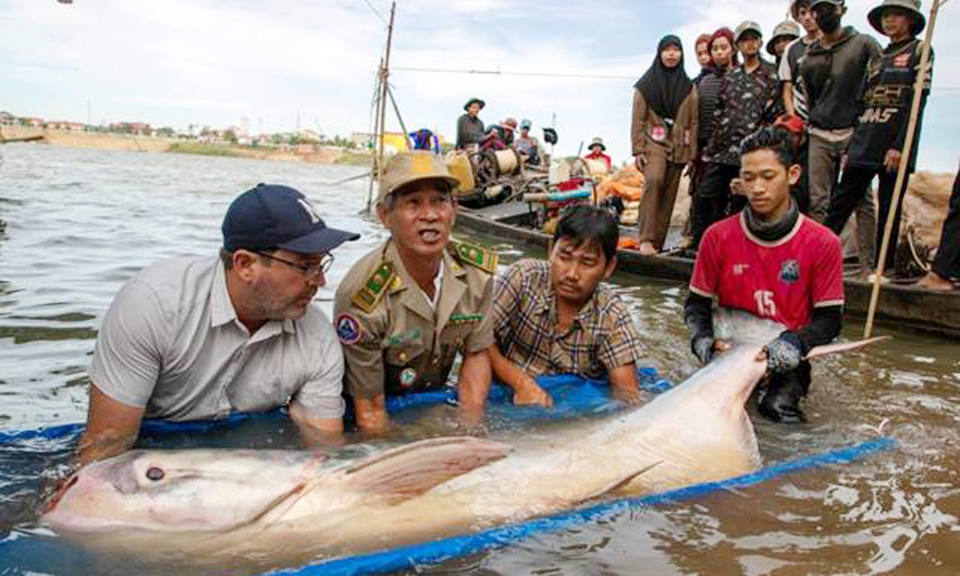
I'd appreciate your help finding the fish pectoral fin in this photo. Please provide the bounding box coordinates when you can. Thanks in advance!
[345,436,513,503]
[805,336,890,360]
[573,461,663,506]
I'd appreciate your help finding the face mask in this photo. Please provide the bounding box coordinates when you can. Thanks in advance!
[816,9,841,34]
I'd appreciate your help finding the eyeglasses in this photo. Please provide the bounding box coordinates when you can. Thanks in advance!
[253,251,334,279]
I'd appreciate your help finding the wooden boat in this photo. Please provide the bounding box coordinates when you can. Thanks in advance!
[455,201,960,337]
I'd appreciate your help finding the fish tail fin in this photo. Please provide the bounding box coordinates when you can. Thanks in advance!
[345,436,513,503]
[805,336,889,360]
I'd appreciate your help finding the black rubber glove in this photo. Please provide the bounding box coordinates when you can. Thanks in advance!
[691,335,715,365]
[763,331,804,373]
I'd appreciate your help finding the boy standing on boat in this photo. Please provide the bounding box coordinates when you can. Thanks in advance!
[490,206,646,408]
[334,152,497,434]
[685,128,844,423]
[78,185,360,464]
[824,0,934,281]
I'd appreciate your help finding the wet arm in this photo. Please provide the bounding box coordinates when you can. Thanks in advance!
[489,344,552,407]
[354,394,391,435]
[288,403,344,447]
[76,384,144,466]
[608,363,644,405]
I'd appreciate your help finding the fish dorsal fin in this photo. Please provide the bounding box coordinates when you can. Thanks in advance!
[345,437,512,503]
[805,336,889,360]
[573,461,662,506]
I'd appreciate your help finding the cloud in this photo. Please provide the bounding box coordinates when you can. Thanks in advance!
[0,0,957,170]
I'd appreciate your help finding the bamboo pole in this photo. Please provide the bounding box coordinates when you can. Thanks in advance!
[864,0,943,338]
[365,2,397,212]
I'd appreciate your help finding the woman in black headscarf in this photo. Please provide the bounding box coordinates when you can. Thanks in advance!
[631,35,698,255]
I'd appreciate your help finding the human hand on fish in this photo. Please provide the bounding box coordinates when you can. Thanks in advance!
[611,385,647,406]
[512,376,554,408]
[692,335,732,365]
[756,332,803,373]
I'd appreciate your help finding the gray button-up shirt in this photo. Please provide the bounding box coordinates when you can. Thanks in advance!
[89,256,345,421]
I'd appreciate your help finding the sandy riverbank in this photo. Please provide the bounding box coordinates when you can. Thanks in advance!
[0,126,371,165]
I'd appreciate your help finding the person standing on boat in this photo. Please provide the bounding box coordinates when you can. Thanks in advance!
[334,152,497,435]
[584,137,612,171]
[456,97,486,150]
[799,0,880,274]
[699,21,782,228]
[915,164,960,291]
[77,185,361,464]
[693,33,715,85]
[631,34,698,256]
[778,0,821,215]
[684,27,738,253]
[514,119,542,166]
[685,128,844,423]
[824,0,934,282]
[490,206,647,408]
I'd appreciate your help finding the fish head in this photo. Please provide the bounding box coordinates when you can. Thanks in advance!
[41,449,325,534]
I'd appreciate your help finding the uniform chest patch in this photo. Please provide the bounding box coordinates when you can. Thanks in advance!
[399,368,418,388]
[336,314,362,345]
[894,52,911,68]
[780,259,801,284]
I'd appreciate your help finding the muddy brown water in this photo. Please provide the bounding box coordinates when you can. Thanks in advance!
[0,145,957,575]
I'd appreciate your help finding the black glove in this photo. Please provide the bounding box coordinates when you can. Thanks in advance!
[691,335,715,365]
[763,331,803,374]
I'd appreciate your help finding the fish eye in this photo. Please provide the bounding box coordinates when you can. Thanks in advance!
[145,467,165,481]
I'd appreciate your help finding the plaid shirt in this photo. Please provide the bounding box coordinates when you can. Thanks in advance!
[493,259,645,379]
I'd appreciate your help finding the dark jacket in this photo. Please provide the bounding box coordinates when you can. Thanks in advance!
[800,26,882,130]
[846,38,933,172]
[705,60,781,167]
[456,114,484,149]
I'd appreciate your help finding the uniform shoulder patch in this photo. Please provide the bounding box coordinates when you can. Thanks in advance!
[335,313,363,345]
[351,262,396,313]
[452,241,498,274]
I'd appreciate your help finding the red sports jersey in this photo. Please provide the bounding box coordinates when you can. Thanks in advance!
[690,213,844,331]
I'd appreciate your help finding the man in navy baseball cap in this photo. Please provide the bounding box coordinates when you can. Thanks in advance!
[77,183,360,466]
[223,183,359,254]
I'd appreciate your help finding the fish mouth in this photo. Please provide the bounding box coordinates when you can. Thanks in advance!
[40,472,79,516]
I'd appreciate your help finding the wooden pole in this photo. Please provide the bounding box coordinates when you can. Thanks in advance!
[366,2,397,212]
[864,0,943,338]
[366,64,383,211]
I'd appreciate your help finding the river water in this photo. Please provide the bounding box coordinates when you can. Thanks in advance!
[0,144,957,575]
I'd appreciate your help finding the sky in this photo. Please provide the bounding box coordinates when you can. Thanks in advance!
[1,0,958,171]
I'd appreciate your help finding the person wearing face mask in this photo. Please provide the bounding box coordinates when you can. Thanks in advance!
[799,0,881,275]
[685,128,844,423]
[631,35,698,255]
[825,0,934,282]
[489,206,647,408]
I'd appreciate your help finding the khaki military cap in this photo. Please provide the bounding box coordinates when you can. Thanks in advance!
[378,151,460,203]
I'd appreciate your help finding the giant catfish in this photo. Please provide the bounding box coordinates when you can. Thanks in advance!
[41,311,882,574]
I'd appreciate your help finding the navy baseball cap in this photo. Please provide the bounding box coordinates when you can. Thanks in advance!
[222,184,360,254]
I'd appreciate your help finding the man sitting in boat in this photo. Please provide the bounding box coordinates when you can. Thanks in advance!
[514,119,542,166]
[684,127,843,423]
[334,152,497,434]
[583,137,612,171]
[489,205,647,407]
[77,185,361,464]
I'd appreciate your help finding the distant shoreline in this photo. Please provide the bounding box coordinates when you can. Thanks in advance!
[0,126,373,166]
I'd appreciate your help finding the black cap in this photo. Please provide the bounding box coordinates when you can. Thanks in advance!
[222,184,360,254]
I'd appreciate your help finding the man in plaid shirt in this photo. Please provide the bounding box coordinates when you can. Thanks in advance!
[490,206,647,407]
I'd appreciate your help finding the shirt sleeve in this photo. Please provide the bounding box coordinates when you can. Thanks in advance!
[465,273,496,354]
[88,279,167,408]
[689,227,721,298]
[333,284,387,401]
[597,297,646,370]
[291,309,346,419]
[491,262,525,351]
[812,230,845,308]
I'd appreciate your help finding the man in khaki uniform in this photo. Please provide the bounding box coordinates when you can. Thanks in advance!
[334,151,497,434]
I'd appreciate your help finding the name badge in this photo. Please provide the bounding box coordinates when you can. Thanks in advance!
[650,126,667,142]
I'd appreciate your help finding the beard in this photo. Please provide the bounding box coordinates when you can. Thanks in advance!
[815,11,841,34]
[248,277,314,322]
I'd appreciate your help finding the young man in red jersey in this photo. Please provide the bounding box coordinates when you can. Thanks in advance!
[684,127,844,423]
